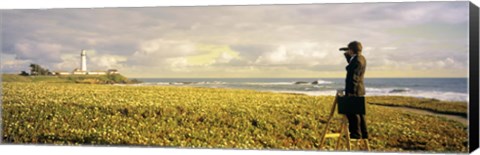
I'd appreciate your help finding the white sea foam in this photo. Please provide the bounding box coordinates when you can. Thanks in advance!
[371,90,468,102]
[312,79,334,85]
[244,79,334,86]
[365,87,411,94]
[244,82,294,85]
[156,82,171,85]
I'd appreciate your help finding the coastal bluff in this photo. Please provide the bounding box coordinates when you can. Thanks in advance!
[1,74,141,84]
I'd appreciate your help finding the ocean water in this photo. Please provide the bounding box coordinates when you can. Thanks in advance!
[134,78,468,102]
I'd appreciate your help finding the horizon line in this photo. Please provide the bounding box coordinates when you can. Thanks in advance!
[0,73,468,79]
[128,77,468,79]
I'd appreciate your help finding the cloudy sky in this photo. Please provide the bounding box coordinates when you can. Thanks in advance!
[1,1,469,78]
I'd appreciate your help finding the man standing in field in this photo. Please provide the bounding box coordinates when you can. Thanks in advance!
[340,41,368,139]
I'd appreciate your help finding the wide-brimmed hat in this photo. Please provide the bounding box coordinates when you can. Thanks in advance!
[339,41,362,52]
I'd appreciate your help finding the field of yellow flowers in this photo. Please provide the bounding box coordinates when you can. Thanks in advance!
[1,82,468,152]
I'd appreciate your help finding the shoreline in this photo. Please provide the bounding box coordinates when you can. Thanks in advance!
[114,83,469,103]
[268,90,468,103]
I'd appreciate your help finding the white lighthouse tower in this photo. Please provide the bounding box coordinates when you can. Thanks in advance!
[80,50,87,72]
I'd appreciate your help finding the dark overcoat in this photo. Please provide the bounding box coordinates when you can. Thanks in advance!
[344,54,366,96]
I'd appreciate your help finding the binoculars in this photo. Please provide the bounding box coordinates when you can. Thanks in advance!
[339,47,349,51]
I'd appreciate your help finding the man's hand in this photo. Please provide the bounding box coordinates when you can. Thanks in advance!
[344,52,351,63]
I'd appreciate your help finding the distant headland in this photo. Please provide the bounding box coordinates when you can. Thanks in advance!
[5,50,140,84]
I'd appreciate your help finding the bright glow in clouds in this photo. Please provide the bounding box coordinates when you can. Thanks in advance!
[187,44,240,65]
[0,2,469,78]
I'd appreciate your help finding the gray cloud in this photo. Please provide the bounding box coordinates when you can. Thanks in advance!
[1,2,469,77]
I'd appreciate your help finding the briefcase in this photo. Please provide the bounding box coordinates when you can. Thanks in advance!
[337,96,366,115]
